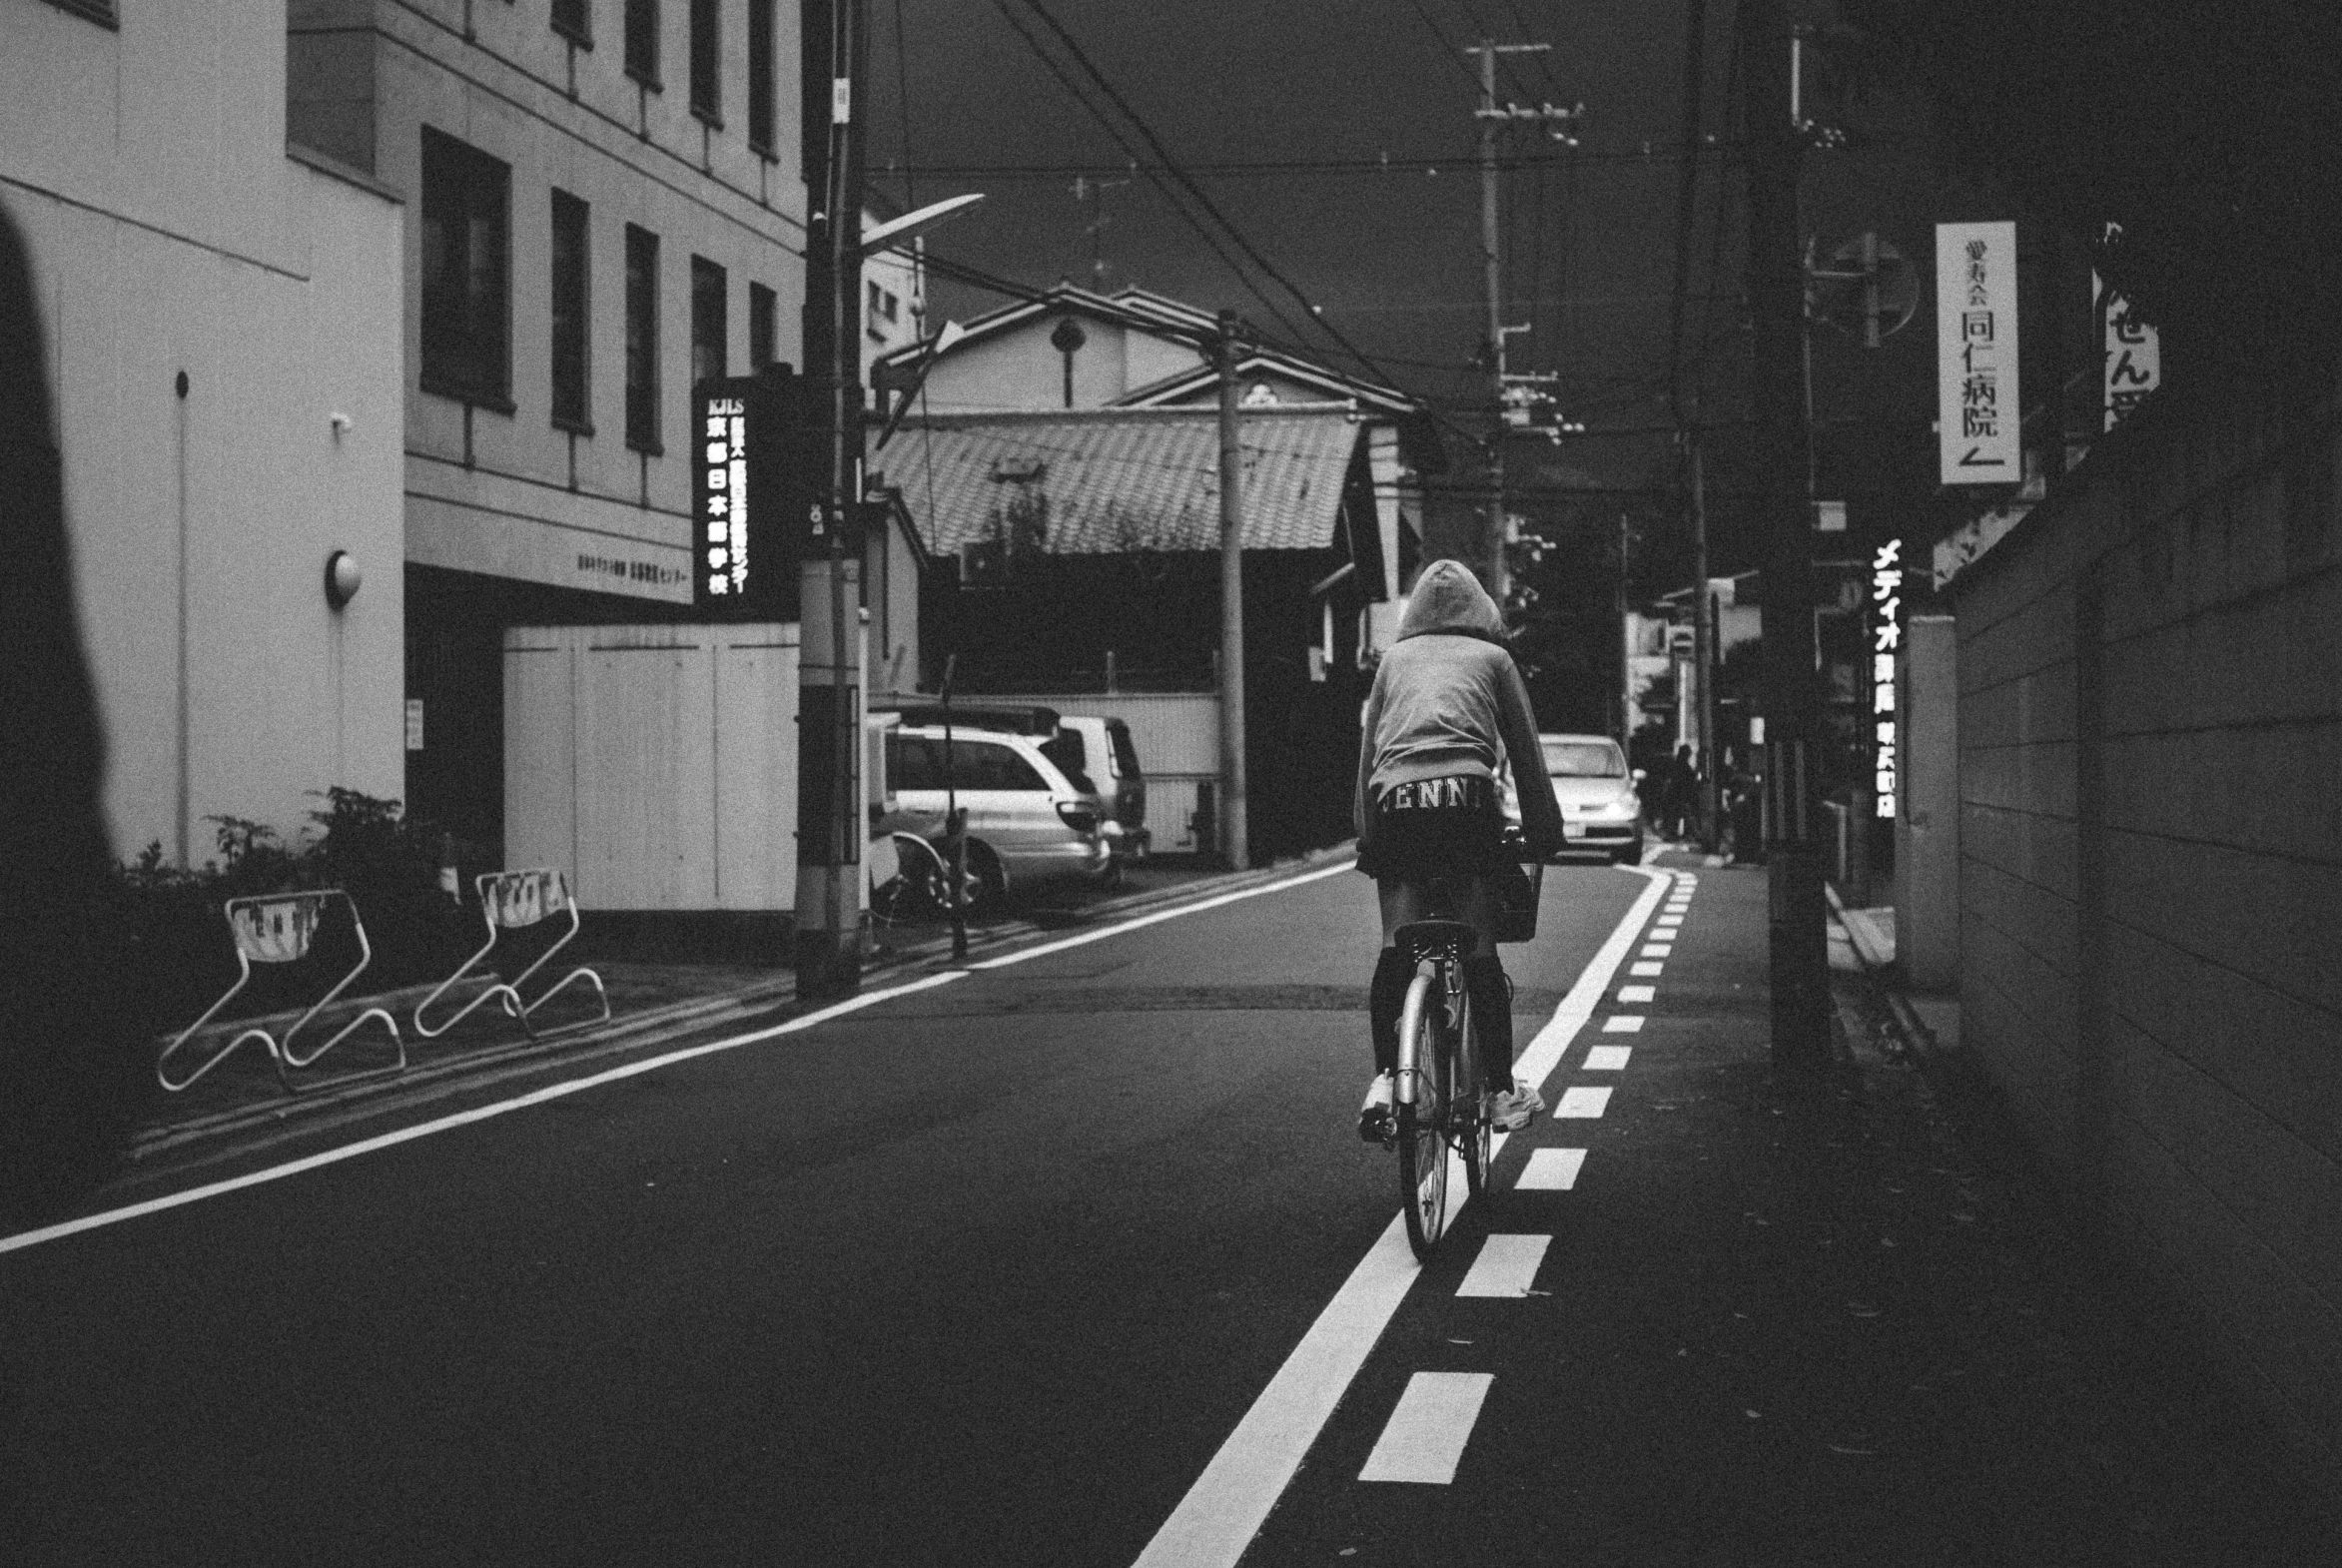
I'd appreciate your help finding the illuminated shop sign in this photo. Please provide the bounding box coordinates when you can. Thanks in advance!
[697,386,754,604]
[1872,539,1903,818]
[692,370,814,618]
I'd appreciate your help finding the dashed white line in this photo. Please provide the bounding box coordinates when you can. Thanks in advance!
[1358,1373,1495,1484]
[1630,961,1664,977]
[1455,1234,1551,1298]
[1582,1046,1633,1072]
[1554,1086,1613,1119]
[1515,1148,1587,1189]
[1600,1015,1645,1033]
[1617,985,1655,1003]
[1640,943,1674,958]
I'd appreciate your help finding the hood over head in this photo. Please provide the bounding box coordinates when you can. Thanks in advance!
[1396,558,1506,642]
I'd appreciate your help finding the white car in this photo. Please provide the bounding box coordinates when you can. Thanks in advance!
[882,723,1113,906]
[1511,732,1644,865]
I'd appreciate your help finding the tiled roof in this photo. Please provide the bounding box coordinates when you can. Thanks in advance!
[875,407,1362,555]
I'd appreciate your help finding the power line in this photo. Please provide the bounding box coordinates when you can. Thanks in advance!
[1667,0,1710,426]
[886,145,1735,179]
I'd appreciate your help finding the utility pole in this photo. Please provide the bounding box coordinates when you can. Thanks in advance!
[796,0,869,1000]
[1689,435,1717,849]
[1616,510,1631,743]
[1466,41,1575,604]
[1214,309,1249,871]
[1743,0,1832,1068]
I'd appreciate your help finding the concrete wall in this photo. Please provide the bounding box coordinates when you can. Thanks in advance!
[2,0,406,859]
[1950,365,2342,1483]
[1896,615,1958,990]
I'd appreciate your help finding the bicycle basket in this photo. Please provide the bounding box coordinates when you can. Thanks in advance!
[1494,859,1544,943]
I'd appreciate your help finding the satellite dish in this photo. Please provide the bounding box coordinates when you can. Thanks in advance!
[1808,232,1918,347]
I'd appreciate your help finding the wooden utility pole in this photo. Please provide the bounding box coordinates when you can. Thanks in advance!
[795,0,868,1000]
[1215,309,1248,870]
[1744,0,1832,1067]
[1690,436,1718,849]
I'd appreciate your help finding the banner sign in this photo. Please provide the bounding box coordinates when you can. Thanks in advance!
[1871,539,1903,818]
[696,381,758,606]
[1936,221,2020,484]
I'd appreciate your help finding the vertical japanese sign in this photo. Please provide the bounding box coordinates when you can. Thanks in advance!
[1871,539,1903,818]
[1936,221,2020,484]
[696,379,757,609]
[2096,226,2160,431]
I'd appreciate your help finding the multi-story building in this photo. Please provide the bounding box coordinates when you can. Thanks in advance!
[2,0,406,863]
[288,0,811,860]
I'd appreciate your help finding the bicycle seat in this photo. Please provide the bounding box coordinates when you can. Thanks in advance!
[1392,919,1479,961]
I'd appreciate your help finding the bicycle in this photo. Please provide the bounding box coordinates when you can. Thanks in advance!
[1387,912,1494,1260]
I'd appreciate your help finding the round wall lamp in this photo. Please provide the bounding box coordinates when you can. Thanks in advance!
[324,549,363,609]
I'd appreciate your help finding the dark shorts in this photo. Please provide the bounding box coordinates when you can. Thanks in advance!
[1356,773,1512,881]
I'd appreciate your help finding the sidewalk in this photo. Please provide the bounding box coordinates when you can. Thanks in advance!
[1610,847,2342,1562]
[115,853,1320,1182]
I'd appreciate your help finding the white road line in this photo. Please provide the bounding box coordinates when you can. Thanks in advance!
[971,861,1354,970]
[1582,1046,1633,1072]
[1456,1234,1550,1298]
[1131,864,1670,1567]
[1630,961,1664,977]
[1600,1015,1644,1033]
[1357,1372,1495,1484]
[1640,943,1674,958]
[3,862,1364,1259]
[0,970,973,1257]
[1618,985,1655,1003]
[1656,916,1683,928]
[1515,1148,1587,1190]
[1554,1086,1613,1119]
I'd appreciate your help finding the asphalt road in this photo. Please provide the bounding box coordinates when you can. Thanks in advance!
[0,859,1647,1567]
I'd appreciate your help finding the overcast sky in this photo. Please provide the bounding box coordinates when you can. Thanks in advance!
[866,1,1946,526]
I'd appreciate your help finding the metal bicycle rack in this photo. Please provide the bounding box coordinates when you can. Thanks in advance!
[412,869,608,1041]
[157,890,405,1094]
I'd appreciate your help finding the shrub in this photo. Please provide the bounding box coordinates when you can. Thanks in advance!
[110,790,465,1040]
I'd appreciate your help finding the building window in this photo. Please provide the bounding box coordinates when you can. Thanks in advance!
[625,225,661,452]
[692,257,728,388]
[749,281,777,373]
[418,128,512,406]
[550,190,592,432]
[624,0,659,86]
[746,0,776,155]
[551,0,591,47]
[866,282,899,343]
[689,0,721,123]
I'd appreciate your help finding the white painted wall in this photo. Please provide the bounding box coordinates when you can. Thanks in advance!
[2,0,406,861]
[506,620,881,914]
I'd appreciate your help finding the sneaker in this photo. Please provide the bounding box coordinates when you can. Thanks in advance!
[1357,1072,1395,1144]
[1489,1080,1545,1133]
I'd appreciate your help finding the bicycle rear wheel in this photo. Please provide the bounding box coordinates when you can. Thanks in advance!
[1453,991,1493,1198]
[1397,995,1452,1260]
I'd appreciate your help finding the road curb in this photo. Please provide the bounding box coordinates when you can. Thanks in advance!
[1822,881,1941,1058]
[125,847,1359,1167]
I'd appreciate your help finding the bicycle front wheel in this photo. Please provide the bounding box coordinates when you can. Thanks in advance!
[1453,991,1493,1199]
[1398,1002,1452,1260]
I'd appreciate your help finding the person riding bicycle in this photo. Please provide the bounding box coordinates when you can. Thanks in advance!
[1354,559,1566,1143]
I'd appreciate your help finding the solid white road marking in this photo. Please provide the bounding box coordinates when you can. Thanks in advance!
[1630,961,1664,977]
[1357,1373,1495,1484]
[972,861,1355,971]
[1554,1086,1613,1119]
[1515,1148,1587,1190]
[1582,1046,1633,1072]
[1131,864,1671,1567]
[1456,1234,1550,1298]
[2,861,1365,1259]
[1600,1015,1644,1033]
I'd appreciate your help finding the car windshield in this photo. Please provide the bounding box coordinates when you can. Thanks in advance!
[1543,741,1626,778]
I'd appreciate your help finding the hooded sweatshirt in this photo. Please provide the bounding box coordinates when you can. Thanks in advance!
[1353,559,1565,851]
